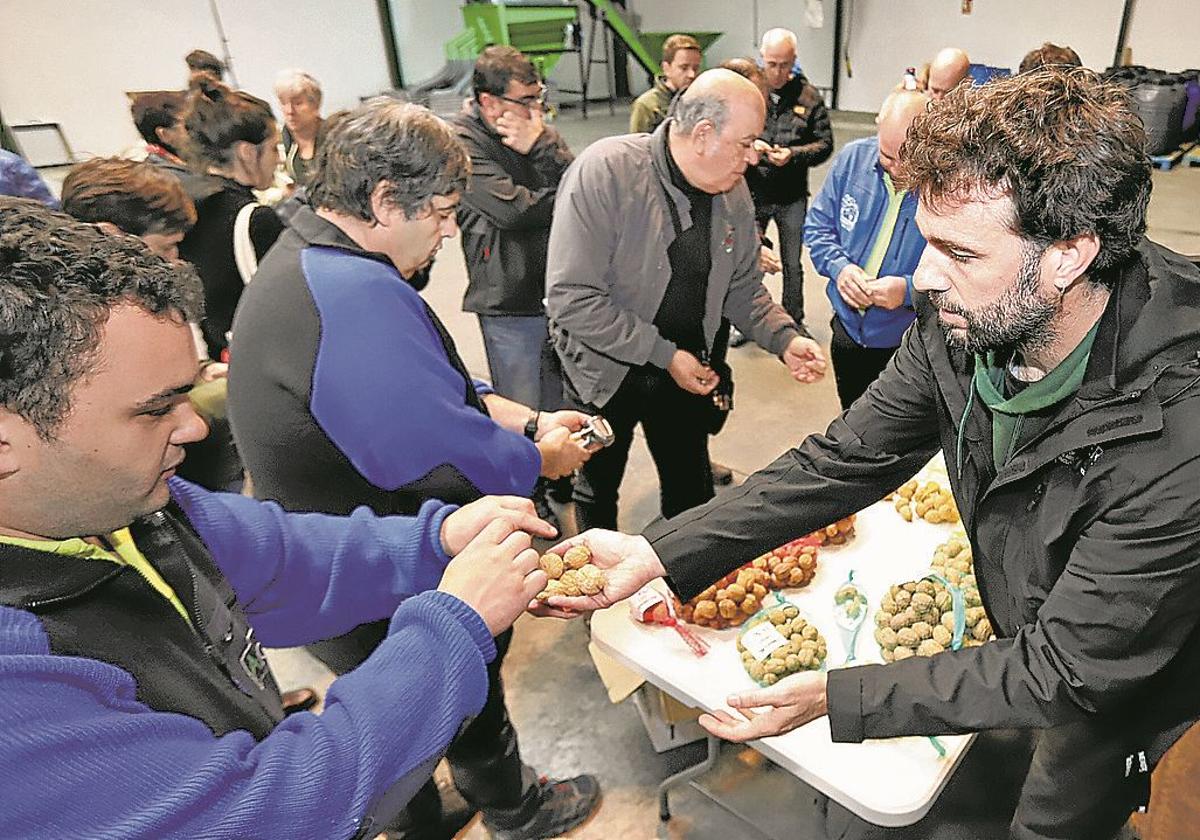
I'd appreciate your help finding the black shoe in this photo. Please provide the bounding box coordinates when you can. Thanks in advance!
[711,461,734,486]
[728,327,749,347]
[484,775,601,840]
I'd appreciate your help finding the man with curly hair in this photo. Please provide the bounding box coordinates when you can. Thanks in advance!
[0,197,557,838]
[548,68,1200,838]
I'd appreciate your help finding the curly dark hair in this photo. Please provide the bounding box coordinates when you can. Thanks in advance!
[0,198,204,439]
[307,98,469,221]
[897,66,1151,278]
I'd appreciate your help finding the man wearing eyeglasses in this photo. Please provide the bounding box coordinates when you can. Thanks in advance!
[451,45,577,529]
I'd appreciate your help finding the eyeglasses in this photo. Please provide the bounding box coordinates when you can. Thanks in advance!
[494,85,547,110]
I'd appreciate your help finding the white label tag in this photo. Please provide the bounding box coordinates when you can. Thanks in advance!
[629,586,666,621]
[741,622,789,661]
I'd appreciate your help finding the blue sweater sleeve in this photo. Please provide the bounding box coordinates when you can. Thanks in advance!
[169,477,455,647]
[804,150,854,284]
[302,247,540,497]
[0,593,494,839]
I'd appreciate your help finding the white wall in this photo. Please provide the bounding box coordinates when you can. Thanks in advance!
[0,0,391,159]
[561,0,1189,113]
[1126,0,1200,72]
[390,0,463,86]
[626,0,836,91]
[833,0,1127,112]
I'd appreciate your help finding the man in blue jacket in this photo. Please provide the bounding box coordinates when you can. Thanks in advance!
[805,90,930,409]
[228,99,600,839]
[0,198,556,839]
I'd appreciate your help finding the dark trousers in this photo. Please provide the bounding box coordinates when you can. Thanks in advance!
[756,198,808,325]
[569,366,714,530]
[830,317,899,411]
[307,622,538,834]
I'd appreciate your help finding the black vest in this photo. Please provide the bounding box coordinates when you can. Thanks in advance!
[0,504,284,738]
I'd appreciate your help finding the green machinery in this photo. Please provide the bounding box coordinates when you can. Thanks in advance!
[442,2,722,112]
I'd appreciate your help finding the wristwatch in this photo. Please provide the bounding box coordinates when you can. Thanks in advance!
[524,411,541,441]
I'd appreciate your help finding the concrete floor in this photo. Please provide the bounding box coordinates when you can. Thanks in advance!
[265,106,1200,839]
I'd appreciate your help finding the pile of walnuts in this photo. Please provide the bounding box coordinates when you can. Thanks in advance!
[888,480,960,524]
[751,539,819,590]
[535,544,607,601]
[930,534,974,589]
[804,515,857,546]
[675,564,772,629]
[737,604,827,685]
[873,577,992,662]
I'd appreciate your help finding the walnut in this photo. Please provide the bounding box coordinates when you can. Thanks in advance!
[538,553,564,580]
[562,544,592,570]
[576,564,606,596]
[916,639,946,657]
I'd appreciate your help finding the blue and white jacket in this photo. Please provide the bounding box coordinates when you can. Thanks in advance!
[804,137,926,349]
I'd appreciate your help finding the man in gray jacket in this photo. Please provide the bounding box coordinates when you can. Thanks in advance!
[546,69,827,530]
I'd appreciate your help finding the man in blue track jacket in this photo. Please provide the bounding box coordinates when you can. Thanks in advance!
[0,198,556,839]
[805,90,930,409]
[228,99,601,839]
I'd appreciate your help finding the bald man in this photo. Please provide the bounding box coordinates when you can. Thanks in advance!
[928,47,971,100]
[804,90,931,409]
[747,28,833,331]
[547,69,826,529]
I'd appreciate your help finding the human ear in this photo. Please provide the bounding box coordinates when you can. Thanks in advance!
[1051,233,1101,291]
[0,410,26,481]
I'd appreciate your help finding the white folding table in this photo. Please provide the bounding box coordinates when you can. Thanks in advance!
[590,484,975,828]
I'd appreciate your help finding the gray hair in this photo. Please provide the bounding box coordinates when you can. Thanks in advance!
[672,91,729,135]
[760,28,798,54]
[307,98,469,221]
[274,69,322,105]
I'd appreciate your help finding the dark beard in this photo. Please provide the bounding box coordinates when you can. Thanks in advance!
[930,244,1059,358]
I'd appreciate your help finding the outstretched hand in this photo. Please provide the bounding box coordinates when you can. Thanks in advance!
[699,671,829,741]
[533,529,667,615]
[782,335,827,384]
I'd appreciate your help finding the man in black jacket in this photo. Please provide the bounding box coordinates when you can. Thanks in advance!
[451,46,573,439]
[745,28,833,331]
[548,68,1200,839]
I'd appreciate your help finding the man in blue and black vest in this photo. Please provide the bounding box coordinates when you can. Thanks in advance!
[228,99,601,839]
[0,197,557,838]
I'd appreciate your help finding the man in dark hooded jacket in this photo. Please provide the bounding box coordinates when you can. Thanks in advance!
[551,68,1200,840]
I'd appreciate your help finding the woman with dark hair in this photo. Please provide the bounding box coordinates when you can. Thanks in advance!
[178,78,283,362]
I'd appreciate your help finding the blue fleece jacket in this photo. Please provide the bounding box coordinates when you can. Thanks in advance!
[0,478,495,839]
[228,204,541,518]
[804,137,926,349]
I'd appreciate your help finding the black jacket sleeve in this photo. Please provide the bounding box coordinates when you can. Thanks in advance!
[789,97,833,168]
[645,320,941,600]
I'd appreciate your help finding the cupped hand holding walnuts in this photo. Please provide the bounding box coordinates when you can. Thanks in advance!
[537,528,667,613]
